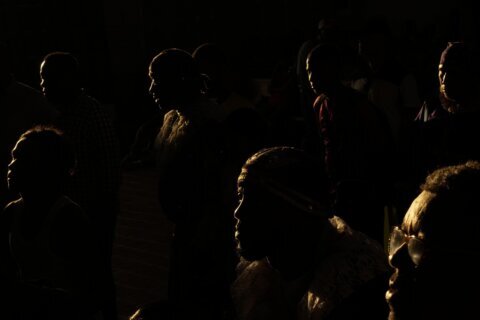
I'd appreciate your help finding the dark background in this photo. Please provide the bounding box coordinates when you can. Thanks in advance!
[1,0,478,152]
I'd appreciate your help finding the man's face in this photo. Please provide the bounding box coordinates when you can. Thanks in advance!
[148,65,162,106]
[148,63,178,110]
[438,62,465,103]
[40,60,73,104]
[306,56,336,95]
[386,191,472,320]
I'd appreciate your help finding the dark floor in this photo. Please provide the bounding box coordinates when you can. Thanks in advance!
[113,168,174,320]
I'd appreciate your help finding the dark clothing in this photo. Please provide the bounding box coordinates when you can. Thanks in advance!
[314,85,392,184]
[53,93,120,320]
[54,94,120,217]
[412,110,480,180]
[155,101,237,319]
[2,196,104,320]
[313,85,393,242]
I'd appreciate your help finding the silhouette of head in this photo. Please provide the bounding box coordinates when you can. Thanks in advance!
[234,147,331,276]
[40,52,82,104]
[438,42,477,108]
[193,42,228,80]
[8,126,75,197]
[387,161,480,320]
[148,48,204,110]
[306,43,342,95]
[192,42,230,98]
[316,18,342,43]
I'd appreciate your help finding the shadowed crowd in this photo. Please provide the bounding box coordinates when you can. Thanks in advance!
[1,15,480,320]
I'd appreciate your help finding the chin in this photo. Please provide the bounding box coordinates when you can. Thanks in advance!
[237,245,266,262]
[388,311,397,320]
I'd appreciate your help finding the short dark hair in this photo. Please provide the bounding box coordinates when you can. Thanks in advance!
[419,161,480,241]
[17,125,76,181]
[42,51,80,78]
[422,161,480,199]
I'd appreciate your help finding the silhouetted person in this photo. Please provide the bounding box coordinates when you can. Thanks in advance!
[2,126,104,320]
[296,18,343,122]
[149,48,235,319]
[406,42,480,198]
[192,43,256,121]
[193,42,267,217]
[387,161,480,320]
[40,51,120,320]
[231,146,389,320]
[0,42,56,208]
[306,43,393,242]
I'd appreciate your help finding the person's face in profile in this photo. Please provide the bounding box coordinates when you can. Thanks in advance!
[40,60,74,104]
[438,62,465,103]
[386,191,473,320]
[306,55,337,95]
[148,63,179,111]
[7,138,37,194]
[148,64,163,106]
[234,176,275,261]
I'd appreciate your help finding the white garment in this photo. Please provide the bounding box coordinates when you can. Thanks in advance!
[231,216,388,320]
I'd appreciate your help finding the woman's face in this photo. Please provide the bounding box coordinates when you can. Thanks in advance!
[234,176,276,261]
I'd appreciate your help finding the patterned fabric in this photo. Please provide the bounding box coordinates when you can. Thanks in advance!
[231,216,388,320]
[54,93,120,221]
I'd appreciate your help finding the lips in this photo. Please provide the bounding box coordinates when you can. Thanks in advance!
[386,271,416,316]
[385,288,398,306]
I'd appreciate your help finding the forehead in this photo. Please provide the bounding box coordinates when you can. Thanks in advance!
[148,62,170,82]
[11,137,31,157]
[40,60,48,74]
[148,63,156,78]
[402,191,436,235]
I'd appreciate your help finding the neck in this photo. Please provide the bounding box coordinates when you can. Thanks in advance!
[267,217,333,280]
